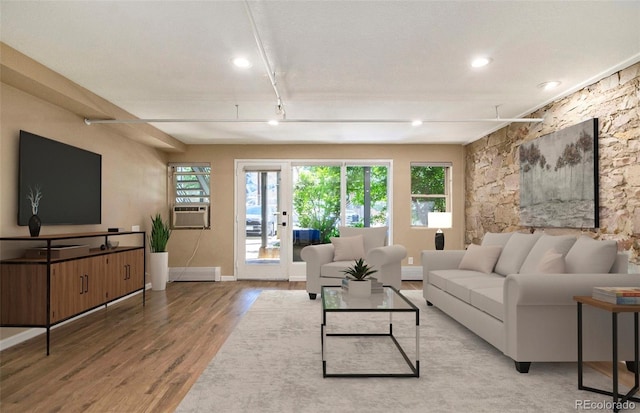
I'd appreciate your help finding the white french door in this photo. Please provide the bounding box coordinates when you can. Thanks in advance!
[235,161,291,279]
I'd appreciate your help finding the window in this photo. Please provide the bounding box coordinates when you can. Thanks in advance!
[169,163,211,229]
[410,163,451,226]
[170,163,211,205]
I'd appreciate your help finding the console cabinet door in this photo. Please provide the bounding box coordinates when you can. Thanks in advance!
[124,250,144,294]
[50,260,88,323]
[105,252,127,300]
[104,249,144,300]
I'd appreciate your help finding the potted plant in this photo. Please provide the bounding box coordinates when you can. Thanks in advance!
[149,213,171,291]
[342,258,377,297]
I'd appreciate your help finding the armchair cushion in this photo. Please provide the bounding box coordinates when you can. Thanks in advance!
[330,235,365,262]
[339,226,387,252]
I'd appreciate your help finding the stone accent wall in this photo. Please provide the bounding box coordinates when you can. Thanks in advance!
[465,62,640,269]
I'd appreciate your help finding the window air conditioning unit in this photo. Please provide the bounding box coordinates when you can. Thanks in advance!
[172,205,209,228]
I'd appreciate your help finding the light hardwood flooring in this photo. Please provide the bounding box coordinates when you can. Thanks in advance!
[0,281,635,413]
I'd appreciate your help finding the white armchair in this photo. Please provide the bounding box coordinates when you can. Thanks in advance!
[300,226,407,299]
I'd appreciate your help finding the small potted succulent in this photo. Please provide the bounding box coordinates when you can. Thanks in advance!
[342,258,377,297]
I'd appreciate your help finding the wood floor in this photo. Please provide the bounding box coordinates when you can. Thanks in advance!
[0,281,635,413]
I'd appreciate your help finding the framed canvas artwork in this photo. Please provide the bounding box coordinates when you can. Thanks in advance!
[519,118,599,228]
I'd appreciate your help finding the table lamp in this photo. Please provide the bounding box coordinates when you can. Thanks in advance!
[427,212,452,250]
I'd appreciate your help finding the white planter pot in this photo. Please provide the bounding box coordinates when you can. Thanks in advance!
[348,279,371,297]
[149,252,169,291]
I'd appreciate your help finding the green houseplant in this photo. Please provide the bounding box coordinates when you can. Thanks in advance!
[342,258,377,297]
[149,213,171,252]
[149,213,171,290]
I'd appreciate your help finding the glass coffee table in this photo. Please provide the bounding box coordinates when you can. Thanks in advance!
[321,285,420,378]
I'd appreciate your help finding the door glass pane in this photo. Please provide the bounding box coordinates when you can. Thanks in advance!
[291,165,340,261]
[245,171,280,264]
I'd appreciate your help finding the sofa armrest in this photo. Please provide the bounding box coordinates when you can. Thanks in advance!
[505,273,640,307]
[367,245,407,267]
[421,250,466,279]
[503,272,640,362]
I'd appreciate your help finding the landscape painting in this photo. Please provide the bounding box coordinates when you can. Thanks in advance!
[519,118,599,228]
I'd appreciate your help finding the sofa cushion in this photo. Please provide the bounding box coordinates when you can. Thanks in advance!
[458,244,502,274]
[565,236,618,273]
[537,249,566,273]
[494,232,542,276]
[331,235,365,262]
[469,287,504,321]
[519,234,576,273]
[481,232,514,248]
[429,269,486,291]
[320,261,355,278]
[446,275,504,303]
[339,226,387,252]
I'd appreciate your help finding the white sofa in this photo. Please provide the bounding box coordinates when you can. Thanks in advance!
[422,232,640,373]
[301,226,407,299]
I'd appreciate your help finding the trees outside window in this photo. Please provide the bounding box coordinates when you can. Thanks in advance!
[410,164,451,226]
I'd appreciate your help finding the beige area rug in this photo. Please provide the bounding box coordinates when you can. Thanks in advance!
[175,290,631,413]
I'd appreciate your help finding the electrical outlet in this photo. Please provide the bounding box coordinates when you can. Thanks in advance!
[408,256,414,265]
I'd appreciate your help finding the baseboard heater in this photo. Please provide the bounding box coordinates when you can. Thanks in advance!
[169,267,221,282]
[402,266,423,280]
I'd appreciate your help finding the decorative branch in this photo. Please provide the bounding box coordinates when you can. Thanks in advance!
[27,186,43,215]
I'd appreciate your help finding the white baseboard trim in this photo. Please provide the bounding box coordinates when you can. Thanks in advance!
[402,266,423,281]
[169,266,221,282]
[289,274,306,282]
[0,289,146,352]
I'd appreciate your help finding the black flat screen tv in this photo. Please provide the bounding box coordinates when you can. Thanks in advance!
[18,130,102,226]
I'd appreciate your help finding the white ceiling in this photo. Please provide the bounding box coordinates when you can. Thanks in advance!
[2,1,639,145]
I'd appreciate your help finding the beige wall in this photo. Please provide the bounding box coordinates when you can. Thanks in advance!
[464,62,640,269]
[168,144,466,275]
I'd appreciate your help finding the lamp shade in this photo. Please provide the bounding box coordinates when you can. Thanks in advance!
[427,212,452,229]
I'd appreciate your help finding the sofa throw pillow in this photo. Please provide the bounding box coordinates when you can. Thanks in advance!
[536,249,566,273]
[494,232,542,276]
[519,234,576,273]
[331,235,366,262]
[481,232,514,248]
[564,236,618,273]
[458,244,503,274]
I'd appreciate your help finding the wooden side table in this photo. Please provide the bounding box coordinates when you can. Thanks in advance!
[574,296,640,412]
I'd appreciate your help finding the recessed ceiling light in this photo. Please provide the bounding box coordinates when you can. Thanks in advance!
[471,57,492,68]
[411,120,423,127]
[232,57,252,69]
[538,81,561,91]
[267,119,279,126]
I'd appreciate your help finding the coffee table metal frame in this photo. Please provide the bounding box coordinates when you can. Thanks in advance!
[321,285,420,378]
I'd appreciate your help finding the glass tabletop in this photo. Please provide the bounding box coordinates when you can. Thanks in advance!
[321,286,418,312]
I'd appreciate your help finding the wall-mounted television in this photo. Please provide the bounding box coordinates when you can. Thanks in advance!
[18,130,102,226]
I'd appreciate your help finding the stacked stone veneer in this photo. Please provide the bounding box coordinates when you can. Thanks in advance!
[465,62,640,270]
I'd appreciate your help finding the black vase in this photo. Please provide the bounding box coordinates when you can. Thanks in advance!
[28,214,41,237]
